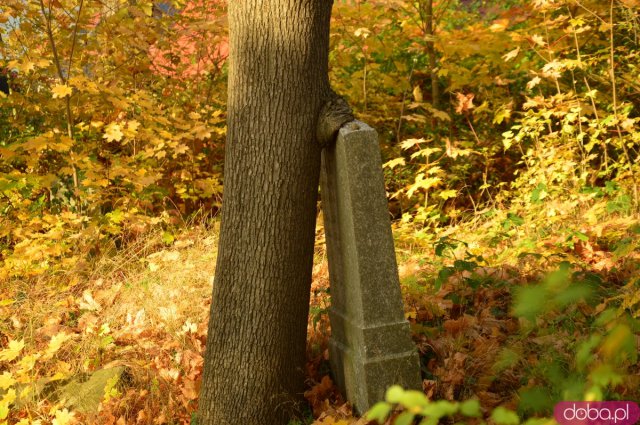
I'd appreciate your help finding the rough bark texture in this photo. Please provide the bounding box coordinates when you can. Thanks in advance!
[316,89,354,149]
[198,1,335,424]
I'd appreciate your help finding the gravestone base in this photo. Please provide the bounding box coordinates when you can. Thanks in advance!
[328,310,421,412]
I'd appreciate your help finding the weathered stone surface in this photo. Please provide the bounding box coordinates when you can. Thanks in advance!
[58,366,126,413]
[320,121,421,413]
[1,366,126,413]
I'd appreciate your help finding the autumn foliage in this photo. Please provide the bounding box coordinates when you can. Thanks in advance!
[1,0,639,424]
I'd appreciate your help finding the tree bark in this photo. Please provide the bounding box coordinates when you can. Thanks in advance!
[424,0,439,111]
[198,1,336,424]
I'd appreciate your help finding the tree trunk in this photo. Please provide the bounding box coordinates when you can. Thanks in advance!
[425,0,439,111]
[198,1,334,424]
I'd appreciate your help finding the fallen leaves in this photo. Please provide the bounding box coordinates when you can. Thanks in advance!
[0,339,24,362]
[43,332,74,360]
[52,408,76,425]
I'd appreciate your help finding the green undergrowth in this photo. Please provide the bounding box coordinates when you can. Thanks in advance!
[390,194,640,424]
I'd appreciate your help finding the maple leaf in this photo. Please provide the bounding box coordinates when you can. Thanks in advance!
[120,120,141,140]
[103,123,124,142]
[383,157,405,169]
[18,60,36,73]
[0,339,24,362]
[530,34,545,46]
[526,76,542,90]
[0,372,15,390]
[489,19,509,32]
[399,138,426,151]
[52,84,73,99]
[454,92,475,114]
[43,332,73,360]
[502,47,520,62]
[52,408,76,425]
[78,289,102,311]
[354,27,370,38]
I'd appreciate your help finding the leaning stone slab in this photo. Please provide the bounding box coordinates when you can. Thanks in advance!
[58,366,126,413]
[320,121,421,413]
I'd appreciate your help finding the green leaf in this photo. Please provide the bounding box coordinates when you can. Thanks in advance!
[453,260,477,272]
[491,407,520,425]
[386,385,405,404]
[435,267,455,291]
[399,389,429,410]
[553,283,592,307]
[419,417,438,425]
[576,335,602,371]
[460,399,481,417]
[519,387,553,414]
[366,402,392,422]
[395,411,416,425]
[162,231,175,245]
[421,400,459,418]
[530,183,548,203]
[502,213,524,230]
[513,285,547,320]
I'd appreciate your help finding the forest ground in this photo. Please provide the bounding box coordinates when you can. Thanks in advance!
[2,208,639,425]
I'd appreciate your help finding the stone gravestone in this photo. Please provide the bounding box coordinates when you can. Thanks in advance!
[320,120,422,413]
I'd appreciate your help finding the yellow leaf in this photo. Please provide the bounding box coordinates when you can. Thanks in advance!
[526,76,541,90]
[399,138,426,151]
[140,1,153,15]
[489,19,509,32]
[18,60,35,73]
[383,157,405,169]
[192,125,211,140]
[16,354,38,375]
[52,84,73,99]
[0,372,15,390]
[0,339,24,362]
[0,401,7,420]
[1,389,15,405]
[124,120,140,138]
[412,85,423,102]
[439,189,457,200]
[598,23,612,32]
[43,332,72,360]
[530,34,545,46]
[52,408,75,425]
[354,27,370,38]
[78,289,102,311]
[502,47,520,62]
[103,123,124,142]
